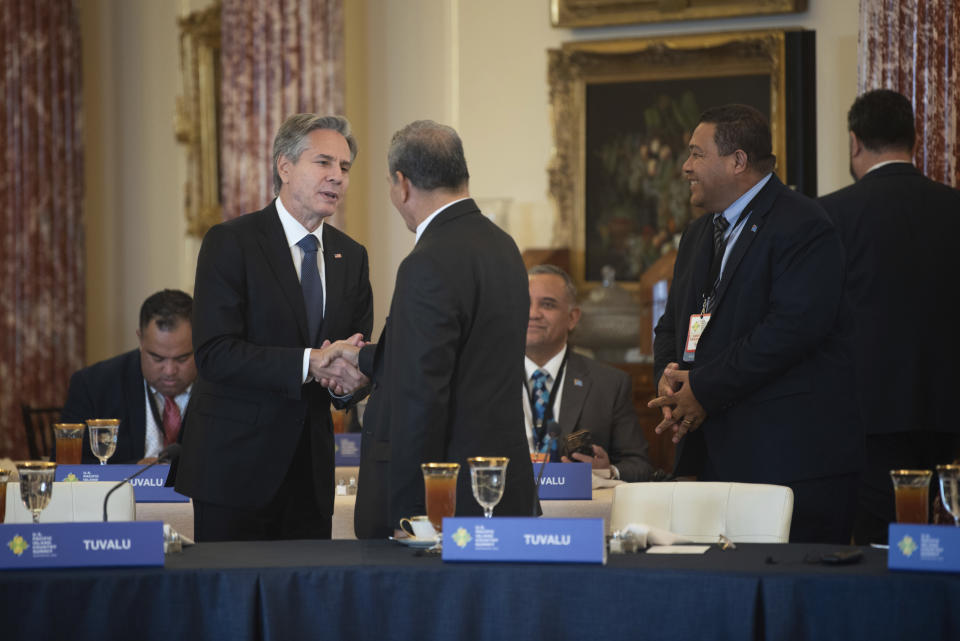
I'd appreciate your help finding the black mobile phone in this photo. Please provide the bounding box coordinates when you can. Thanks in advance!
[563,429,594,459]
[819,550,863,565]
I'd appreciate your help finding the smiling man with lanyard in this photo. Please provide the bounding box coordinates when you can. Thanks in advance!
[524,265,654,481]
[650,104,862,543]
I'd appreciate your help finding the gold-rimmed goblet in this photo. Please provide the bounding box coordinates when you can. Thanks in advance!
[16,461,57,524]
[468,457,509,518]
[86,419,120,465]
[421,462,460,549]
[937,464,960,527]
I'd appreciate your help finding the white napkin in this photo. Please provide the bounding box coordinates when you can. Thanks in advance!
[591,470,625,489]
[619,523,693,548]
[0,458,18,479]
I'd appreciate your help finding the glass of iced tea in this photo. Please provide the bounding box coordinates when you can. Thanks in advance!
[890,469,933,524]
[421,462,460,540]
[53,423,85,464]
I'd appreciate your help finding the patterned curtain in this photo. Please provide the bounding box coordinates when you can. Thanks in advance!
[0,0,84,458]
[859,0,960,186]
[220,0,345,223]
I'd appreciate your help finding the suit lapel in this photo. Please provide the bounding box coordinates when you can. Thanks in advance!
[712,175,782,308]
[126,350,148,456]
[254,204,311,345]
[320,226,345,341]
[688,218,715,312]
[557,352,589,437]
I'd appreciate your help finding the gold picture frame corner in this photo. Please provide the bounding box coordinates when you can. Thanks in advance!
[548,30,804,290]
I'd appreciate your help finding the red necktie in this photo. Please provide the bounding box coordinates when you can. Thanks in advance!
[162,396,181,446]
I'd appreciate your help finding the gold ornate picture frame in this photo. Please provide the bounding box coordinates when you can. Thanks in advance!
[175,4,222,238]
[547,29,816,289]
[551,0,806,28]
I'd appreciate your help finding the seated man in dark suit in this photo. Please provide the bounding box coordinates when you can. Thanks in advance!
[60,289,195,466]
[525,264,655,482]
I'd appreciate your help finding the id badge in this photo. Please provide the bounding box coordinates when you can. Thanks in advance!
[683,313,711,362]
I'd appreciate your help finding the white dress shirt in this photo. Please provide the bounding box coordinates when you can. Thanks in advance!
[714,172,772,280]
[143,382,191,459]
[415,197,470,242]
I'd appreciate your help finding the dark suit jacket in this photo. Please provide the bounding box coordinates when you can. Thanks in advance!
[653,175,862,483]
[819,163,960,435]
[175,202,373,515]
[354,198,537,538]
[556,351,655,482]
[61,349,151,465]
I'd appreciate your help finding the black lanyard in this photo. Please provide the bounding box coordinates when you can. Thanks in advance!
[525,350,569,432]
[702,208,751,313]
[147,387,185,437]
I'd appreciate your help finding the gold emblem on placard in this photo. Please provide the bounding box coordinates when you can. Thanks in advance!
[7,535,29,556]
[897,535,918,557]
[452,527,472,549]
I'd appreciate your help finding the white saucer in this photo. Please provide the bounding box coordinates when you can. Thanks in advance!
[389,536,438,549]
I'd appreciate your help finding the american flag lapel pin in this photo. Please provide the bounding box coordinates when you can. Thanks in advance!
[750,224,758,233]
[573,378,583,387]
[334,252,342,258]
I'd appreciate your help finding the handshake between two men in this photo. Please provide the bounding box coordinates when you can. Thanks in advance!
[309,334,369,396]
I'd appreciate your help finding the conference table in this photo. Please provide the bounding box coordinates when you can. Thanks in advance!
[1,539,956,640]
[133,467,618,541]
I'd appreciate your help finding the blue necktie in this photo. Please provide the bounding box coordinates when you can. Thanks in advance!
[297,234,324,346]
[531,369,550,451]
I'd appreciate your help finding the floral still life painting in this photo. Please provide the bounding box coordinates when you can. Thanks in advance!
[584,75,769,281]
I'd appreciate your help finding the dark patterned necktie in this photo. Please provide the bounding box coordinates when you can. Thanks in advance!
[713,213,730,262]
[531,369,550,450]
[297,234,324,346]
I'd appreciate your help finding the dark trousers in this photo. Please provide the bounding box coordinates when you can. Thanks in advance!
[699,449,858,544]
[193,425,332,542]
[853,431,960,545]
[785,473,858,544]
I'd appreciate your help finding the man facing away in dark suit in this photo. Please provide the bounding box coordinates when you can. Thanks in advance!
[819,89,960,543]
[175,114,373,542]
[524,264,655,482]
[61,289,195,467]
[318,120,537,539]
[649,104,862,543]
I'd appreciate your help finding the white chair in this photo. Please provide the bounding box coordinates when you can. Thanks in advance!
[4,481,136,523]
[609,482,793,543]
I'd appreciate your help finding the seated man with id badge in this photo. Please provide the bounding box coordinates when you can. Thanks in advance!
[523,265,655,482]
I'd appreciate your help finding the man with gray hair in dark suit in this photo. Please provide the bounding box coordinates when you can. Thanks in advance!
[177,114,373,542]
[317,120,537,538]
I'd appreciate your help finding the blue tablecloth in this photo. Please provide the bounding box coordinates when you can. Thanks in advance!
[0,541,957,641]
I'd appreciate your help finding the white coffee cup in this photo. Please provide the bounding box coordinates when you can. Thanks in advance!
[398,515,437,540]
